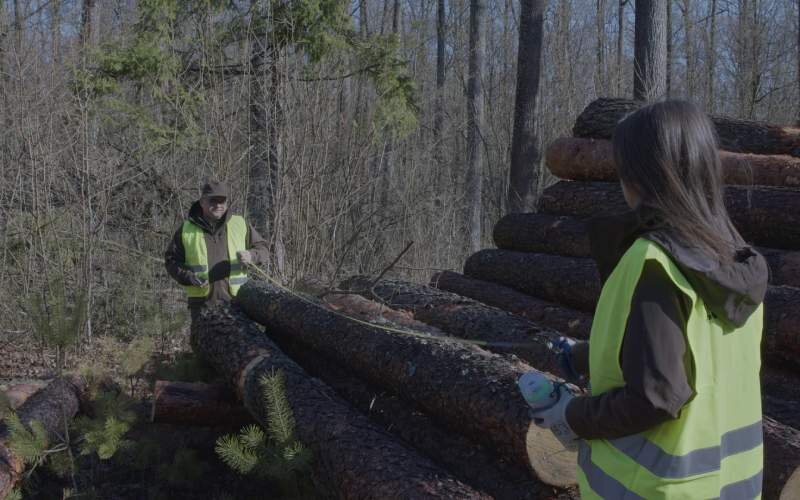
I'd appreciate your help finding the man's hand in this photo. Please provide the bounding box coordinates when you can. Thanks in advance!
[550,336,581,383]
[519,372,580,450]
[236,250,253,265]
[188,273,208,288]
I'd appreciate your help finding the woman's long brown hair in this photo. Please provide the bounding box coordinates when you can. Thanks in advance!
[612,100,744,262]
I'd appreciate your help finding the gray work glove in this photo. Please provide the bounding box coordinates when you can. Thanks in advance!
[236,250,253,265]
[188,273,208,288]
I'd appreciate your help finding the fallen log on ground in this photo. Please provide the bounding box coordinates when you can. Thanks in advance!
[546,136,800,187]
[237,281,578,488]
[430,271,593,338]
[150,380,253,427]
[493,212,800,288]
[191,305,488,499]
[763,416,800,500]
[339,276,567,365]
[538,181,800,250]
[0,376,87,499]
[274,339,577,500]
[2,383,47,411]
[572,97,800,158]
[464,249,800,367]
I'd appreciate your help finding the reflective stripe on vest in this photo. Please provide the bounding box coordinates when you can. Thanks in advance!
[578,238,764,499]
[181,215,249,298]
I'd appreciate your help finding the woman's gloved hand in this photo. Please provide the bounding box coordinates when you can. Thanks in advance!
[518,371,580,450]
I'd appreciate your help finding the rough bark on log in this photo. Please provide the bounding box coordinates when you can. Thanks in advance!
[546,136,800,187]
[538,181,800,250]
[763,416,800,500]
[275,339,577,500]
[572,97,800,157]
[296,277,447,337]
[191,305,488,499]
[0,376,86,499]
[464,249,800,367]
[339,275,567,365]
[429,271,592,338]
[464,250,601,313]
[237,281,578,488]
[150,380,253,427]
[493,212,800,288]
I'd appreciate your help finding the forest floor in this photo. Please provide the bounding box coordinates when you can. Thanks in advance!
[1,326,301,500]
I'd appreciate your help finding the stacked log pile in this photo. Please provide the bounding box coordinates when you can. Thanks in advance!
[420,97,799,499]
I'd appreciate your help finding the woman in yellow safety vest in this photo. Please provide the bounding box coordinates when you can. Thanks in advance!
[522,100,768,499]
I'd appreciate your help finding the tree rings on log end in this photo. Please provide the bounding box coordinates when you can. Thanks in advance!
[525,422,577,488]
[781,467,800,500]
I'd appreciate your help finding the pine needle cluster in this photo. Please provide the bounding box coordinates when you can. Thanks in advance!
[73,389,138,460]
[215,370,314,497]
[5,413,50,468]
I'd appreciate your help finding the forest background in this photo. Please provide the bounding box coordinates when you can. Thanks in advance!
[1,0,798,351]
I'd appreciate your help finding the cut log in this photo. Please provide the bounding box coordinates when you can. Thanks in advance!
[0,376,86,499]
[464,249,800,367]
[538,181,800,250]
[191,305,488,499]
[150,380,253,427]
[546,136,800,187]
[573,97,800,157]
[297,277,447,337]
[763,416,800,500]
[237,281,578,488]
[2,383,46,411]
[339,275,566,367]
[464,250,601,313]
[275,340,577,500]
[429,271,592,338]
[493,212,800,288]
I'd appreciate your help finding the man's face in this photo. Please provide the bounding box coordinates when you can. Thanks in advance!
[200,196,228,221]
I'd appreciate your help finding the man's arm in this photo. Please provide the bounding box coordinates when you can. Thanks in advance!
[245,222,270,264]
[165,225,196,286]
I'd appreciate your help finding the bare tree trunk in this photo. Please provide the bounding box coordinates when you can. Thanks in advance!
[617,2,624,90]
[633,0,667,100]
[596,0,607,93]
[359,0,369,35]
[706,0,716,110]
[12,0,21,51]
[466,0,486,251]
[508,0,546,214]
[79,0,94,50]
[50,0,61,65]
[666,0,672,96]
[434,0,446,176]
[680,0,694,97]
[248,8,285,275]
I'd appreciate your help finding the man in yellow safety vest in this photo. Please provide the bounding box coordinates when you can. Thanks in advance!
[165,181,269,322]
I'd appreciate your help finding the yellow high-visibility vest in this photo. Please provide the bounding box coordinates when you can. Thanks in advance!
[181,215,249,298]
[579,238,763,499]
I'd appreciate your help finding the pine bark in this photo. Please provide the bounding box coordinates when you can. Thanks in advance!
[493,211,800,288]
[2,383,46,411]
[508,0,546,213]
[430,271,593,338]
[150,380,253,427]
[633,0,667,100]
[546,136,800,188]
[339,276,568,365]
[763,416,800,500]
[191,306,488,499]
[574,97,800,157]
[464,248,800,366]
[538,181,800,250]
[237,281,578,487]
[273,342,578,500]
[0,376,86,499]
